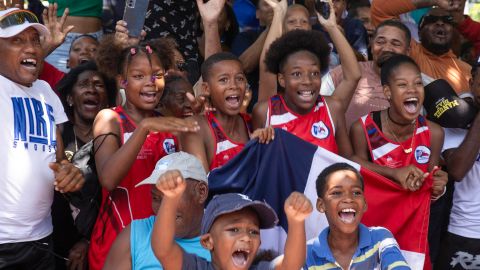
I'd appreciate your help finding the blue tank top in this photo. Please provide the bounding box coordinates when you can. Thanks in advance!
[130,216,211,269]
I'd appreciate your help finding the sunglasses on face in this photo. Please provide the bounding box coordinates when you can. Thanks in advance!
[0,10,39,29]
[422,15,454,26]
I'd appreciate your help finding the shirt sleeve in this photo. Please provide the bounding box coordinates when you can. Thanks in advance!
[371,0,417,27]
[376,228,411,270]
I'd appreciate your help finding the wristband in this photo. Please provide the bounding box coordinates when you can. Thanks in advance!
[431,186,447,201]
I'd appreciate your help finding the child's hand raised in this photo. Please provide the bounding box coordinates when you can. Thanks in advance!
[142,117,200,134]
[186,92,216,115]
[250,126,275,144]
[315,0,337,31]
[196,0,226,24]
[155,170,187,199]
[284,192,313,223]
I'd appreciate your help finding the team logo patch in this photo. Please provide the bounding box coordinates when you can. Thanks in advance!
[414,145,431,164]
[311,121,329,139]
[163,139,176,154]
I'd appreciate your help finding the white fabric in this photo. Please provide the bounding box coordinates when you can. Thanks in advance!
[442,128,480,239]
[0,75,68,243]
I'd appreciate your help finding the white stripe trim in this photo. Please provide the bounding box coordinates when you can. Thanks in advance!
[378,237,400,254]
[270,112,298,126]
[416,126,428,135]
[323,99,336,136]
[216,140,238,154]
[372,143,400,160]
[401,249,425,270]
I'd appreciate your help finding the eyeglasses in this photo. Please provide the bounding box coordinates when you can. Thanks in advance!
[422,15,454,26]
[0,10,39,29]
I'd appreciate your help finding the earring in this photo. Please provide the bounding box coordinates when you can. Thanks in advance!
[68,103,73,107]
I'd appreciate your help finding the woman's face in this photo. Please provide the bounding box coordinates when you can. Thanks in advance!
[68,70,109,123]
[384,63,424,122]
[67,36,98,69]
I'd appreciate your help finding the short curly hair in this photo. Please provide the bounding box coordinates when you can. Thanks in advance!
[265,30,330,75]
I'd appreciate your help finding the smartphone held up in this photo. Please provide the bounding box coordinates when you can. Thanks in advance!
[123,0,150,37]
[314,0,330,20]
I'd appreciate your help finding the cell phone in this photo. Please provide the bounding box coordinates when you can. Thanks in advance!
[314,0,330,20]
[123,0,150,37]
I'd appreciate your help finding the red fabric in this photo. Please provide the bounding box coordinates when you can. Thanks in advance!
[88,106,177,270]
[458,16,480,58]
[207,111,251,170]
[268,95,338,154]
[361,113,431,173]
[361,167,432,270]
[39,62,65,94]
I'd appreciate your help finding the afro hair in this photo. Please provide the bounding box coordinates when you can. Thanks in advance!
[264,29,330,75]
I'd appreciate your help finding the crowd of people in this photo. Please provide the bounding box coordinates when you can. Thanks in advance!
[0,0,479,269]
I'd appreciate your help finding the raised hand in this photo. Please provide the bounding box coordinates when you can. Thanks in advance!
[49,160,85,193]
[284,192,313,223]
[155,170,187,199]
[315,0,337,31]
[251,126,275,144]
[186,92,215,115]
[114,20,146,48]
[143,116,200,134]
[431,166,448,199]
[392,165,428,191]
[434,0,465,11]
[196,0,226,24]
[0,0,22,10]
[264,0,288,17]
[42,4,75,55]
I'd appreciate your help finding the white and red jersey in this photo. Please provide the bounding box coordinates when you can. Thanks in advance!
[207,111,251,170]
[267,94,338,153]
[360,112,431,172]
[89,106,177,270]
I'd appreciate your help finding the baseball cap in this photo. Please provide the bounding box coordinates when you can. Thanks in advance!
[201,193,279,234]
[424,79,477,129]
[136,152,207,187]
[0,8,49,38]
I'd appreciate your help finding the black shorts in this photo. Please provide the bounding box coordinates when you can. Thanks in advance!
[0,234,55,270]
[435,232,480,270]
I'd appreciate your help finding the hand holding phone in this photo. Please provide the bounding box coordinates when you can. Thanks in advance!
[123,0,150,37]
[314,0,330,20]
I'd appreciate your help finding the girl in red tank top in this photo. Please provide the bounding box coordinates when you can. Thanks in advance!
[88,38,199,270]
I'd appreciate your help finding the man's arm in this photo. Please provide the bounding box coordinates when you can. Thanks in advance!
[237,29,268,73]
[103,225,132,270]
[443,113,480,181]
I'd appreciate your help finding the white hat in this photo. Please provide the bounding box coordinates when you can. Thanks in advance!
[0,8,49,38]
[136,152,208,187]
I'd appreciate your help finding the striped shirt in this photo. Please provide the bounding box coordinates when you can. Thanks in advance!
[305,224,410,270]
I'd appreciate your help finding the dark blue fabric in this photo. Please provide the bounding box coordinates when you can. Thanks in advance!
[207,129,318,230]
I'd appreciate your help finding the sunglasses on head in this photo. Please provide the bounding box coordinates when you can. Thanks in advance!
[422,15,454,26]
[0,10,39,29]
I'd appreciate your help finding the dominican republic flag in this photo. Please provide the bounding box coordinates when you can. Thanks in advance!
[208,129,431,270]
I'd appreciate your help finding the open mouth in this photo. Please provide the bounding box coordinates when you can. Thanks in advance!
[20,58,37,69]
[140,91,158,103]
[338,208,356,224]
[79,58,90,64]
[225,95,241,109]
[83,97,100,109]
[403,97,419,114]
[232,249,250,267]
[297,90,315,101]
[433,28,447,39]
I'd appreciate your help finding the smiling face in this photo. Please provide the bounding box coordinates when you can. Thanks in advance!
[372,25,410,68]
[284,6,311,32]
[0,27,43,86]
[419,9,454,55]
[316,169,366,235]
[202,208,261,270]
[278,50,322,115]
[67,70,108,123]
[151,179,206,238]
[122,53,165,111]
[67,36,98,69]
[203,60,246,116]
[384,63,424,123]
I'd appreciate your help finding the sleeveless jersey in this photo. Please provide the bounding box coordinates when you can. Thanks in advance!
[207,112,251,170]
[360,112,431,172]
[267,95,338,153]
[88,106,177,270]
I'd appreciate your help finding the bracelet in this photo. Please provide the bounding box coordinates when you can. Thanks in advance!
[431,186,447,201]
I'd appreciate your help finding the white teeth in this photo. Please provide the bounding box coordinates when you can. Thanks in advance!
[341,208,356,213]
[405,98,418,102]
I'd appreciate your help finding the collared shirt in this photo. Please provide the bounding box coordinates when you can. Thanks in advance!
[305,224,410,270]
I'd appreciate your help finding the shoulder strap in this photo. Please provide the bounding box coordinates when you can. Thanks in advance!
[92,132,121,156]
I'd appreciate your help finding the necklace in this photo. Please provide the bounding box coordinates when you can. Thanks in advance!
[384,111,416,154]
[387,108,415,126]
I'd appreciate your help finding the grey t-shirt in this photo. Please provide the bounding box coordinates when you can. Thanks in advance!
[182,250,274,270]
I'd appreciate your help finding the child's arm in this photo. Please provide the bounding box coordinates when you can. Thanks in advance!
[151,170,187,270]
[349,120,428,191]
[103,225,132,270]
[93,110,199,191]
[197,0,225,60]
[257,0,287,102]
[273,192,313,270]
[179,116,210,172]
[321,0,361,114]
